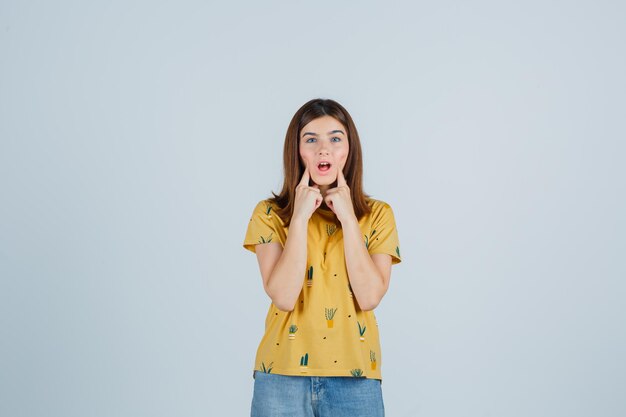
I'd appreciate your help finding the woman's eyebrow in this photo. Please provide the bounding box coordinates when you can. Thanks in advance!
[302,129,345,137]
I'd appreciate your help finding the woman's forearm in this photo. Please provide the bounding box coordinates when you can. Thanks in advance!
[341,216,385,311]
[266,216,309,311]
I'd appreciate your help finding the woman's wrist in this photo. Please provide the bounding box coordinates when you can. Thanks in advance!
[339,213,359,228]
[290,215,309,230]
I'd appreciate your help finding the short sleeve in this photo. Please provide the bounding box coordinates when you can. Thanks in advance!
[243,200,280,254]
[367,202,402,265]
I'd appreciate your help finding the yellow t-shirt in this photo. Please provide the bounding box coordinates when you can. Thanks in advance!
[243,197,401,380]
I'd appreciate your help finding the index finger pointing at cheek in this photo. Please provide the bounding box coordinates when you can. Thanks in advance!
[299,162,310,187]
[337,164,347,187]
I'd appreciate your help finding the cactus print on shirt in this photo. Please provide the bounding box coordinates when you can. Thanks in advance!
[243,198,401,381]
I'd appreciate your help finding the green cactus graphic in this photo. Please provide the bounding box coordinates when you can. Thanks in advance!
[326,223,337,236]
[396,245,401,258]
[300,353,309,366]
[370,350,377,370]
[358,321,366,341]
[288,324,298,339]
[307,265,314,287]
[350,368,364,377]
[259,361,274,373]
[300,353,309,372]
[325,307,338,328]
[258,232,273,244]
[364,229,376,249]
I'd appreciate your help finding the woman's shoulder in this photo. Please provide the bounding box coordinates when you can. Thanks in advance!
[251,198,279,213]
[251,196,279,207]
[249,198,285,226]
[364,197,397,223]
[365,197,393,211]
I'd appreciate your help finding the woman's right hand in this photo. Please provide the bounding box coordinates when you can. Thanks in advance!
[293,163,323,223]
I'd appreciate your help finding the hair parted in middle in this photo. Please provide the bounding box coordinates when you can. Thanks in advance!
[268,98,372,227]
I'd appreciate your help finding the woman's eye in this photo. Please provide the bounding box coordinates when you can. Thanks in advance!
[304,137,341,143]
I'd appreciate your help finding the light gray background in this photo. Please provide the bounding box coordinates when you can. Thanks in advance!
[1,1,624,416]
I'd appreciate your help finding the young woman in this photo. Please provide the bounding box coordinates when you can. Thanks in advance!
[243,98,402,417]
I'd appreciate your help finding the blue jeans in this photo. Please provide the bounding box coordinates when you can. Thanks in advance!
[250,370,385,417]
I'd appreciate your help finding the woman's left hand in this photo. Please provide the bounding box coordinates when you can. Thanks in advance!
[324,166,357,224]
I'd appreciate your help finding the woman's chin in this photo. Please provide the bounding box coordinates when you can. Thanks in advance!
[311,176,336,186]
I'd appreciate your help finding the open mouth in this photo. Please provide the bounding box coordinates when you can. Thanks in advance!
[318,162,332,172]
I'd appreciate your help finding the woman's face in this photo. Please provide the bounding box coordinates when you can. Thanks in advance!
[299,115,350,188]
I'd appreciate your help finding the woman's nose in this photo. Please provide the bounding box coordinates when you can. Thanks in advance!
[317,144,330,155]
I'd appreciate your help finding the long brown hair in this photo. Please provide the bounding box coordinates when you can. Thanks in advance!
[269,98,372,227]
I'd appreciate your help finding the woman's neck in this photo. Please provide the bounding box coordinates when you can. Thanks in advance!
[315,180,337,199]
